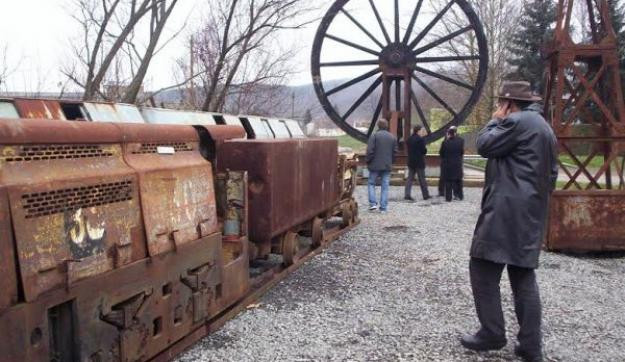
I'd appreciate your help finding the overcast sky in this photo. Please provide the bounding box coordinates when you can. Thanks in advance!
[0,0,467,92]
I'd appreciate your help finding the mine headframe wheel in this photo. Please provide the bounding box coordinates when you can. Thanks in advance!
[282,231,301,266]
[311,0,489,144]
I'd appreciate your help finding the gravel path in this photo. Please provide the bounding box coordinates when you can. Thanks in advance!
[177,186,625,362]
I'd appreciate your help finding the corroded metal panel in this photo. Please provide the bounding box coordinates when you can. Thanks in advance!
[0,187,18,312]
[140,107,216,125]
[0,100,19,119]
[114,103,145,123]
[84,102,119,122]
[0,235,222,362]
[267,118,291,138]
[283,119,306,138]
[117,123,218,256]
[547,191,625,251]
[0,119,146,302]
[13,99,67,120]
[217,138,339,245]
[239,116,274,139]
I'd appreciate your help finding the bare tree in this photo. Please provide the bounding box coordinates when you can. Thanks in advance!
[0,43,10,92]
[189,0,315,112]
[64,0,179,102]
[434,0,520,125]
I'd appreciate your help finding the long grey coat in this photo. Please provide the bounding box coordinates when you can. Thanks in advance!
[366,130,398,172]
[471,104,559,269]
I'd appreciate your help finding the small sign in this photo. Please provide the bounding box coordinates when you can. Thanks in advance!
[157,146,175,155]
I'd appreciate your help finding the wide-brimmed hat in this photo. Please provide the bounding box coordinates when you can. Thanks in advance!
[496,81,542,102]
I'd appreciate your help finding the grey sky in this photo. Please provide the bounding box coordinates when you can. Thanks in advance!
[0,0,467,92]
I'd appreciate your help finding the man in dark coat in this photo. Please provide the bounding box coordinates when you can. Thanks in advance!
[366,119,398,212]
[404,125,430,201]
[439,126,464,201]
[461,81,558,362]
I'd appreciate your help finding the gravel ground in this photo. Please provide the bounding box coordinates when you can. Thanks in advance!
[177,186,625,362]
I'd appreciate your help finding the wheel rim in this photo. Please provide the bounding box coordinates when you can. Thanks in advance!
[311,0,489,144]
[312,217,325,247]
[283,232,300,266]
[341,203,353,227]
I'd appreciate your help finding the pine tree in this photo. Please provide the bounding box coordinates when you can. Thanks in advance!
[506,0,557,93]
[606,0,625,92]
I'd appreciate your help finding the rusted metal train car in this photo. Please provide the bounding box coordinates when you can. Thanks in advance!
[0,101,358,361]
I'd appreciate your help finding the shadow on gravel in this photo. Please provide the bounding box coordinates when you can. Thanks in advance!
[558,251,625,260]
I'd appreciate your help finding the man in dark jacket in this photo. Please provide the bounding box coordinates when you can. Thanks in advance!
[404,125,430,201]
[461,81,558,362]
[366,119,398,212]
[439,126,464,201]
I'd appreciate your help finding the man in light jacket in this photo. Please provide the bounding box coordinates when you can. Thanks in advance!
[366,119,398,212]
[460,81,558,362]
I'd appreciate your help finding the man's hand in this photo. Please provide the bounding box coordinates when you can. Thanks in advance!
[492,101,511,120]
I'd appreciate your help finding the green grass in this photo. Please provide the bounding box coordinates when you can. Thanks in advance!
[559,155,623,170]
[336,134,366,152]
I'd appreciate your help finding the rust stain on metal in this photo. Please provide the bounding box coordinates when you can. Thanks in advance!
[548,191,625,251]
[117,123,218,256]
[13,99,67,120]
[544,0,625,251]
[217,138,339,258]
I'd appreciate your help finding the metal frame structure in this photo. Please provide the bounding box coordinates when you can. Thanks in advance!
[544,0,625,251]
[311,0,489,145]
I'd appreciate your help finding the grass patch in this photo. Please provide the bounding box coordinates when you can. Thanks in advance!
[335,134,366,153]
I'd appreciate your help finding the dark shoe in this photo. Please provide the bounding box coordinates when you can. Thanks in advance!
[404,196,415,201]
[423,196,431,200]
[460,334,506,351]
[514,345,543,362]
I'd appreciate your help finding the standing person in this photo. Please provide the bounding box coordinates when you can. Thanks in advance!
[404,125,430,201]
[439,126,464,202]
[460,81,558,362]
[366,119,398,212]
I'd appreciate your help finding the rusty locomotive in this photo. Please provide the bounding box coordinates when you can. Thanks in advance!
[0,98,358,361]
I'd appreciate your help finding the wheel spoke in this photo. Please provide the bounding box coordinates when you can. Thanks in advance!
[414,25,473,55]
[408,0,456,49]
[403,0,424,44]
[367,94,383,137]
[320,60,379,67]
[415,55,480,63]
[343,76,383,121]
[326,34,380,56]
[395,79,401,111]
[410,89,431,134]
[412,74,457,116]
[394,0,400,43]
[368,0,392,44]
[326,68,381,97]
[413,66,473,90]
[340,9,385,49]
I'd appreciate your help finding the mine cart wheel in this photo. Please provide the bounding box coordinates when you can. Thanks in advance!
[341,203,353,227]
[350,200,359,222]
[283,231,300,266]
[311,217,325,247]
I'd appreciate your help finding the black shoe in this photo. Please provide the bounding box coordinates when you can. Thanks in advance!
[514,345,543,362]
[423,196,431,200]
[460,334,507,351]
[404,196,415,201]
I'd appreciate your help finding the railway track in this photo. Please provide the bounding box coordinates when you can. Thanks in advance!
[152,219,360,362]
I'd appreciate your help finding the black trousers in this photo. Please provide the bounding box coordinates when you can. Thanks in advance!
[445,179,463,201]
[405,167,430,199]
[469,257,542,353]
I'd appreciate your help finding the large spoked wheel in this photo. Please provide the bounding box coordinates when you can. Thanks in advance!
[311,0,489,143]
